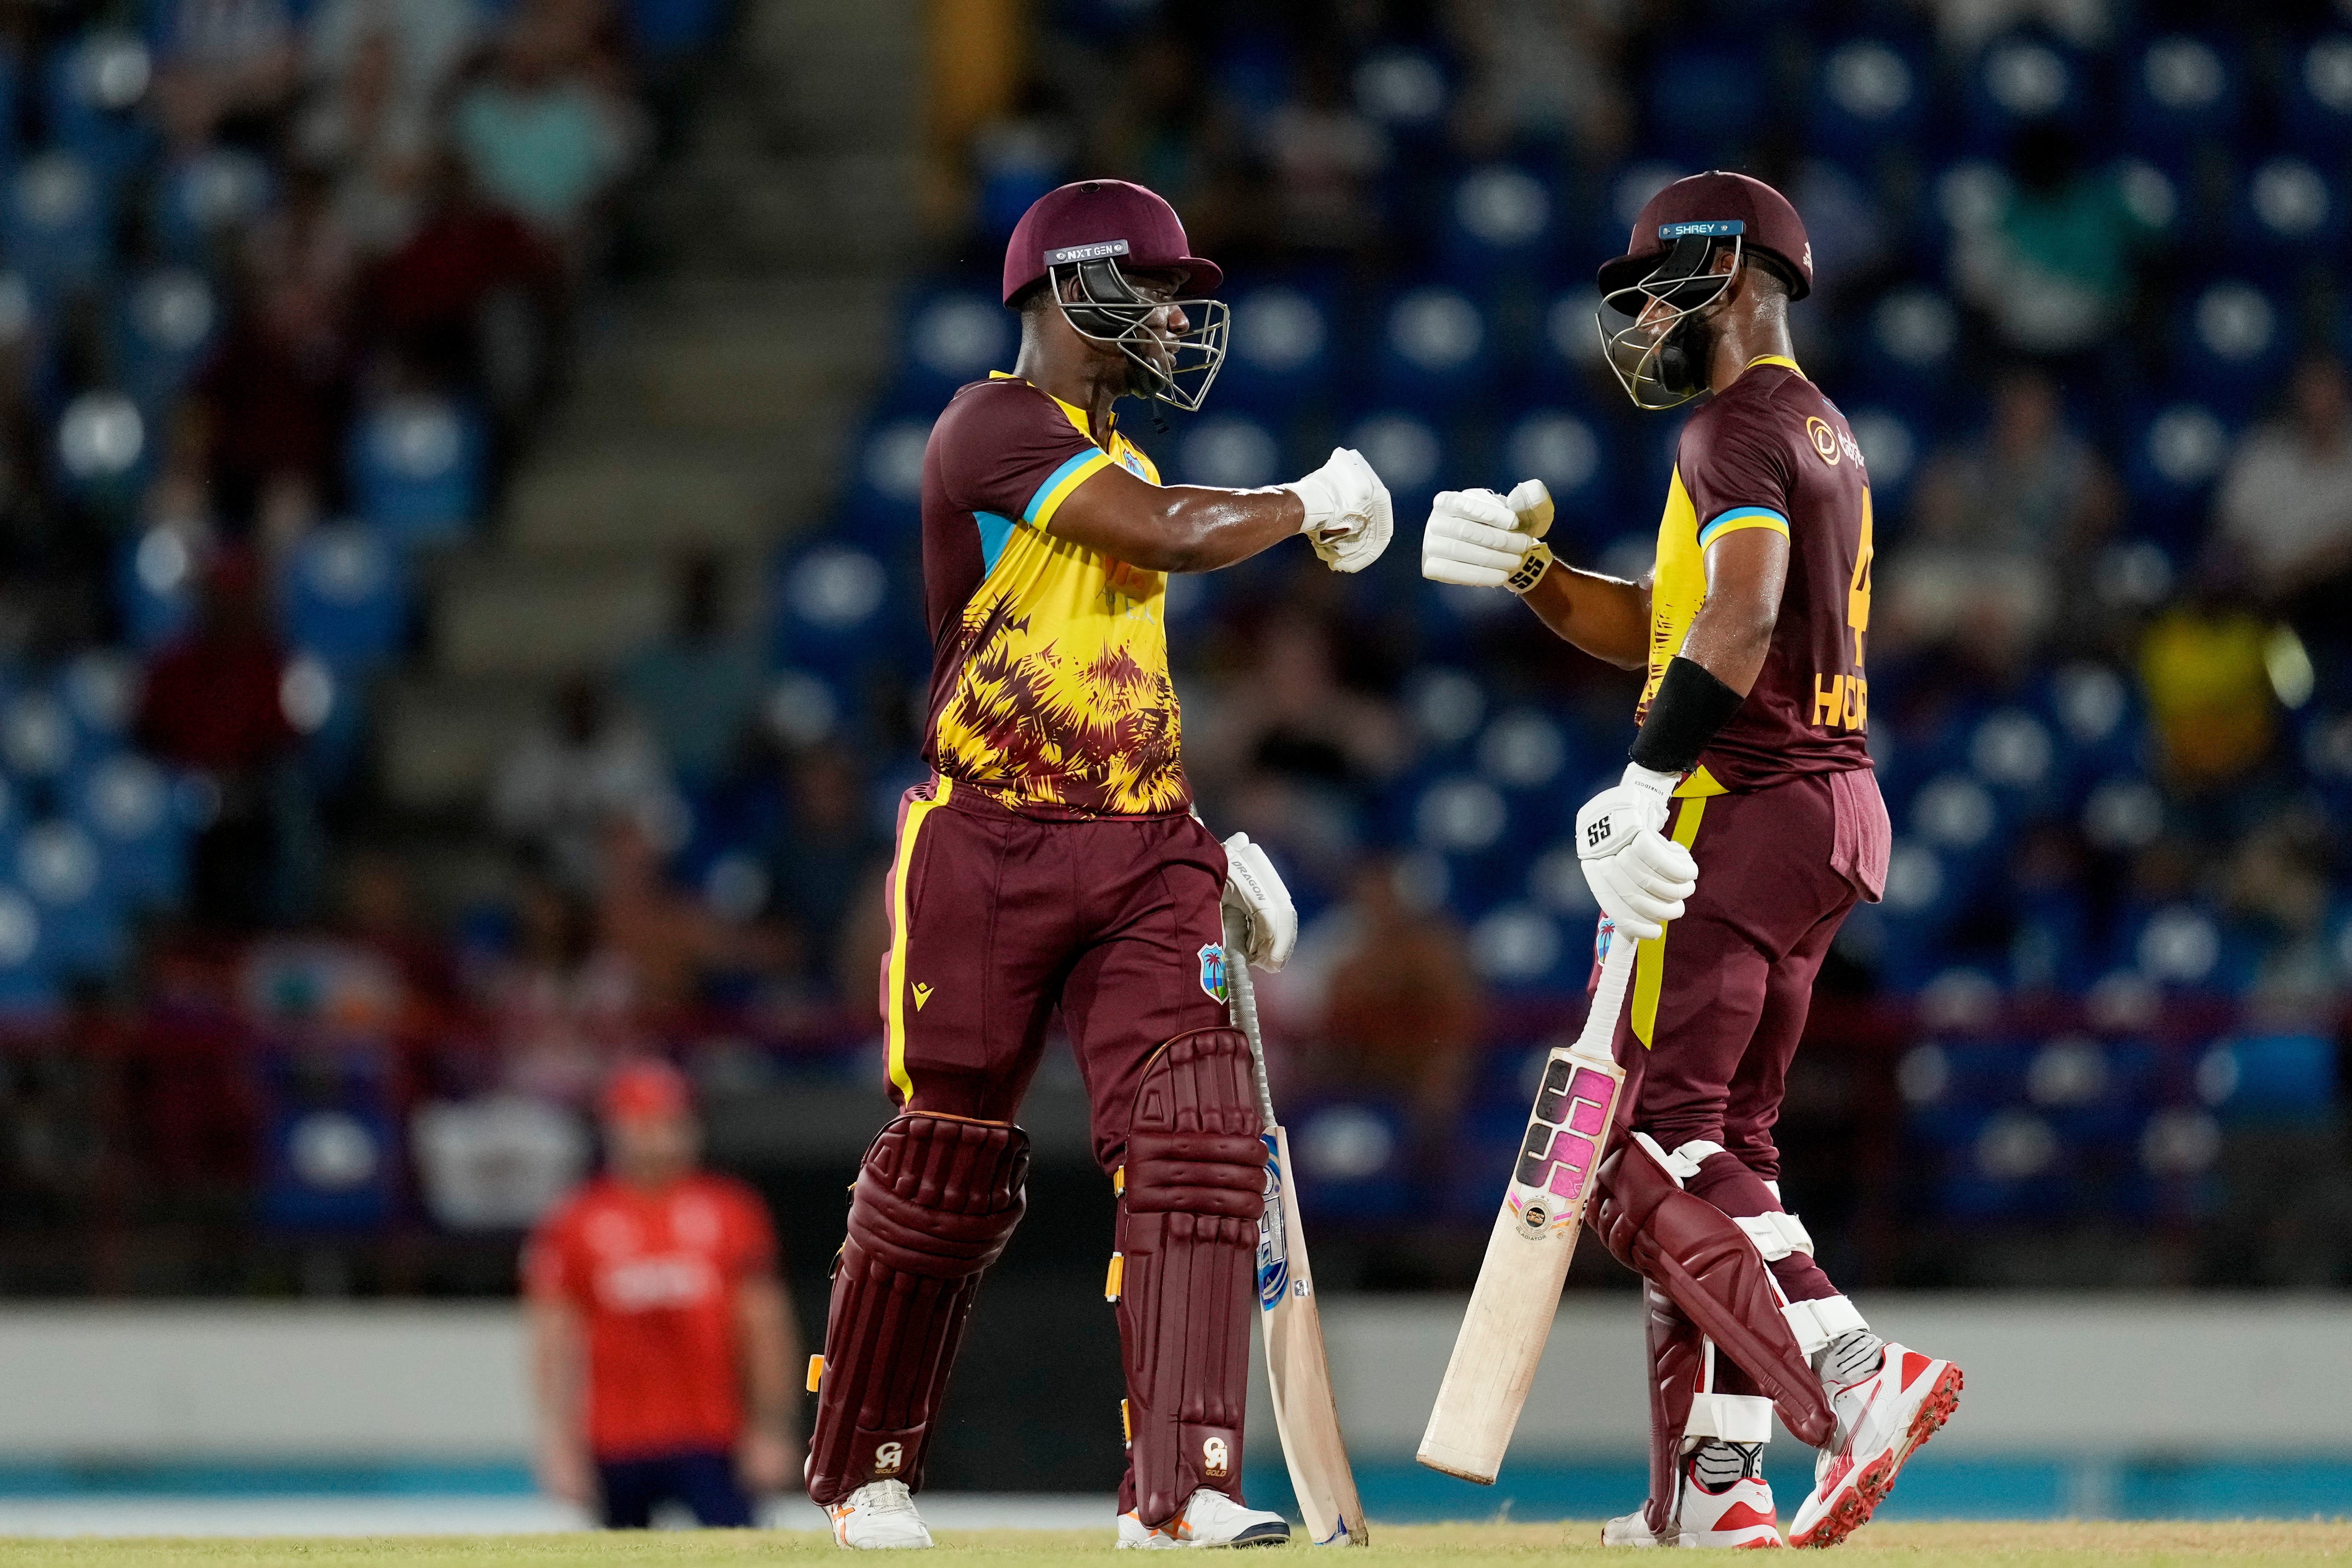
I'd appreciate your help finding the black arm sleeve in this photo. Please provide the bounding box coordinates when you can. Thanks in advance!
[1629,656,1746,775]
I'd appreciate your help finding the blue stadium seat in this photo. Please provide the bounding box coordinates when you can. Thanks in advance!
[15,817,122,973]
[770,541,909,681]
[279,524,407,669]
[2202,1034,2338,1122]
[887,287,1014,410]
[2173,280,2289,416]
[115,267,217,412]
[1501,409,1610,534]
[42,31,154,191]
[2283,34,2352,156]
[54,390,151,503]
[70,751,185,909]
[1,682,79,779]
[1595,161,1685,260]
[2123,35,2241,157]
[842,415,931,531]
[154,145,273,265]
[1962,34,2090,154]
[2120,402,2236,545]
[59,649,137,752]
[1531,285,1610,400]
[1344,410,1447,495]
[2225,156,2344,277]
[347,396,487,547]
[1374,286,1490,406]
[116,521,201,651]
[1288,1099,1414,1222]
[261,1093,400,1230]
[0,884,57,1013]
[1215,283,1334,415]
[1807,38,1928,173]
[1438,165,1556,285]
[1176,413,1283,488]
[1847,284,1960,422]
[1845,406,1923,509]
[6,150,110,303]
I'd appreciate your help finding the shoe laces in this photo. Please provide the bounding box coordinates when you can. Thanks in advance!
[856,1479,919,1516]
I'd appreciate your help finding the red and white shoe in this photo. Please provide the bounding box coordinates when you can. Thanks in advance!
[1786,1343,1962,1549]
[1601,1459,1785,1548]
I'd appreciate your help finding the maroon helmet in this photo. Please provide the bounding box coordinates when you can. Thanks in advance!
[1594,171,1813,410]
[1003,179,1229,412]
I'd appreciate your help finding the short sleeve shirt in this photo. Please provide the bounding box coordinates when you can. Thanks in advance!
[522,1172,777,1460]
[918,373,1187,817]
[1643,358,1875,791]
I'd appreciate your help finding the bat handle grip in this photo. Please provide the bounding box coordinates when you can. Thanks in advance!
[1580,926,1638,1054]
[1223,904,1279,1131]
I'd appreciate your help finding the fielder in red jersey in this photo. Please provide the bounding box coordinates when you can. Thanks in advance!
[525,1061,800,1529]
[1421,172,1961,1551]
[803,178,1394,1550]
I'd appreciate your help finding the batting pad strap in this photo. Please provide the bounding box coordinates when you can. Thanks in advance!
[1734,1210,1816,1261]
[1684,1392,1775,1444]
[1782,1294,1866,1357]
[1633,1131,1704,1185]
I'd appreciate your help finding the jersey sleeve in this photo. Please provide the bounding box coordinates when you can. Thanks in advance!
[932,381,1115,532]
[1678,400,1797,549]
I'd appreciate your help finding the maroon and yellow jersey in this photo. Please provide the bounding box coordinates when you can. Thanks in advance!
[918,372,1185,817]
[1642,355,1875,793]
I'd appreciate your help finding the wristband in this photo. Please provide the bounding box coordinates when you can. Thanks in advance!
[1629,655,1745,775]
[1505,540,1555,594]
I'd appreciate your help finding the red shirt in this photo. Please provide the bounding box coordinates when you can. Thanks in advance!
[524,1172,777,1460]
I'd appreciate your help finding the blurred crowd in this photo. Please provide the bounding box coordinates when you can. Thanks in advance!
[3,0,2351,1290]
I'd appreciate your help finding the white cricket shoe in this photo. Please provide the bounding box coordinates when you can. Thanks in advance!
[827,1480,934,1549]
[1116,1488,1291,1549]
[1786,1343,1962,1549]
[1602,1459,1785,1548]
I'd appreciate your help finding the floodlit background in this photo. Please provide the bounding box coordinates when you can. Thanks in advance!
[0,0,2347,1535]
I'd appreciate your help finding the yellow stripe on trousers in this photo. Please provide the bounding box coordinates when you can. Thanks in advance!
[885,776,952,1104]
[1631,791,1711,1049]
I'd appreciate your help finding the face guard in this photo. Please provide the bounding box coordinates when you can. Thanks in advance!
[1596,222,1745,411]
[1047,241,1230,413]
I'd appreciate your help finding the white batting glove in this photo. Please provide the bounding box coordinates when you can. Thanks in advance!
[1575,764,1697,942]
[1421,484,1555,593]
[1220,831,1297,971]
[1284,447,1393,574]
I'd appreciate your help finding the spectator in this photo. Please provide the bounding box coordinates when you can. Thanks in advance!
[135,549,313,928]
[189,172,360,527]
[2138,586,2278,791]
[595,816,789,1014]
[294,27,436,255]
[525,1061,800,1529]
[491,675,673,894]
[480,862,642,1105]
[334,847,457,1009]
[1260,53,1389,256]
[2213,355,2352,642]
[1954,123,2160,357]
[1887,368,2119,668]
[452,12,639,253]
[367,149,568,413]
[1445,0,1628,161]
[153,0,303,147]
[304,0,480,123]
[617,554,762,789]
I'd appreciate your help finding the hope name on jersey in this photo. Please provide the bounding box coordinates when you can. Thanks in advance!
[1642,356,1875,791]
[918,372,1187,817]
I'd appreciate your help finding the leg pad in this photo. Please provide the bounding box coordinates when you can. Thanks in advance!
[805,1115,1028,1504]
[1595,1135,1835,1449]
[1115,1028,1265,1526]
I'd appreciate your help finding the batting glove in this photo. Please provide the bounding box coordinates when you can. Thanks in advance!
[1421,482,1555,593]
[1575,763,1698,942]
[1285,447,1393,574]
[1219,831,1298,971]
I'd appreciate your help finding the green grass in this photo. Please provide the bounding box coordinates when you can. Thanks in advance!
[7,1522,2352,1567]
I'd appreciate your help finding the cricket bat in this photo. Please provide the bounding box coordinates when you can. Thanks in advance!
[1417,926,1635,1485]
[1222,907,1370,1547]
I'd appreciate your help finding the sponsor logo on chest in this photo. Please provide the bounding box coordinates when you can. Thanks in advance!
[596,1251,720,1312]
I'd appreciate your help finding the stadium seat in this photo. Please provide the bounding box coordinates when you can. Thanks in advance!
[1344,410,1447,495]
[2123,35,2241,156]
[1845,406,1922,508]
[1847,284,1961,422]
[1642,48,1763,167]
[1176,413,1283,488]
[1807,37,1928,174]
[2173,280,2290,416]
[2202,1034,2339,1123]
[279,524,407,670]
[2225,156,2344,277]
[346,395,488,548]
[1288,1099,1414,1222]
[1352,46,1451,145]
[1,683,79,778]
[15,816,122,973]
[2120,402,2236,546]
[154,145,274,266]
[1214,283,1334,415]
[1438,164,1556,285]
[888,287,1014,409]
[42,30,154,190]
[54,390,151,505]
[116,520,202,651]
[70,751,185,909]
[261,1092,401,1231]
[6,150,110,303]
[1501,409,1610,532]
[1962,33,2089,153]
[1374,286,1490,405]
[0,884,57,1014]
[2282,34,2352,156]
[1530,284,1611,400]
[769,541,908,681]
[115,267,217,413]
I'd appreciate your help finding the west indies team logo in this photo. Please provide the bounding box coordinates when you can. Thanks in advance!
[1198,942,1228,1003]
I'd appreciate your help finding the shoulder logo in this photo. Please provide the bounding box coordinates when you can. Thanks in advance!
[1807,417,1841,465]
[1198,943,1228,1004]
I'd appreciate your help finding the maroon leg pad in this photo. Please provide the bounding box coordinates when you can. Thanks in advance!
[1594,1138,1834,1449]
[805,1115,1028,1506]
[1114,1028,1265,1526]
[1643,1283,1704,1540]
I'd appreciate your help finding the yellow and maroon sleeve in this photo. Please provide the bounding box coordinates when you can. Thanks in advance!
[931,380,1113,536]
[1681,400,1796,549]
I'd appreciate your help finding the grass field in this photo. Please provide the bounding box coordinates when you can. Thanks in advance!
[6,1522,2351,1567]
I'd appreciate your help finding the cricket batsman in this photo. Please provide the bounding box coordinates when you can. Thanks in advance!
[1420,172,1962,1548]
[804,178,1392,1549]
